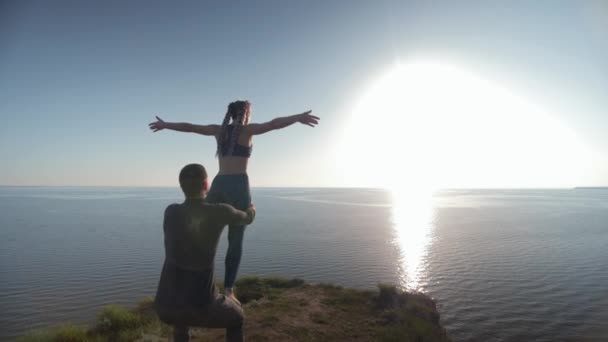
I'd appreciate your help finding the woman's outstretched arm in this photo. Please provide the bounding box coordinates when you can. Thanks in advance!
[148,116,220,136]
[244,110,319,135]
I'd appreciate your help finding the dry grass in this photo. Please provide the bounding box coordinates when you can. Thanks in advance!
[18,277,450,342]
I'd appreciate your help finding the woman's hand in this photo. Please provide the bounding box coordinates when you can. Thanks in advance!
[297,111,320,127]
[245,204,256,224]
[149,116,166,132]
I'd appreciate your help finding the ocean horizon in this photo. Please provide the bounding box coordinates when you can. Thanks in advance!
[1,186,607,341]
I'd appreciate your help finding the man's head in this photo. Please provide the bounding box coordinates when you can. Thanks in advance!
[179,164,208,198]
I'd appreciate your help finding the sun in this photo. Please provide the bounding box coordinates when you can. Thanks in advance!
[335,61,593,289]
[335,61,592,191]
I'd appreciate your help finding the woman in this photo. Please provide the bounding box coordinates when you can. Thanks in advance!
[149,100,319,302]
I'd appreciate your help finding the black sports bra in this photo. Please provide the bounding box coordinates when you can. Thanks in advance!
[218,125,252,158]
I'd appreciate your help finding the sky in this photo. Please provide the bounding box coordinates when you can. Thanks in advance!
[1,0,607,188]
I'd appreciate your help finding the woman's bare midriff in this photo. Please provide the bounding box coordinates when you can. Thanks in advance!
[218,157,249,175]
[216,133,251,175]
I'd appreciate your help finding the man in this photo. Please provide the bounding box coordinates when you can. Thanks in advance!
[155,163,255,342]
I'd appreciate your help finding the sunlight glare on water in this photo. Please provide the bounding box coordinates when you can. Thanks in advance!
[390,187,435,291]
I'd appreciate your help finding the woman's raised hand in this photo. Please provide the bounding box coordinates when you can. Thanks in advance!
[149,116,166,132]
[297,111,320,127]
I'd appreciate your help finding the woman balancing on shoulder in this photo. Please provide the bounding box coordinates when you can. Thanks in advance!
[149,100,319,302]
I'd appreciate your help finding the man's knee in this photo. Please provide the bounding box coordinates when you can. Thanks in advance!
[222,297,244,328]
[227,303,244,328]
[204,296,244,328]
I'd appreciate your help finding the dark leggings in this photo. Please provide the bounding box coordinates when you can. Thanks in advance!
[207,174,251,289]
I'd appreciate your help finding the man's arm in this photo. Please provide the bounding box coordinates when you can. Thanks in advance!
[163,204,179,233]
[218,204,256,226]
[149,116,220,136]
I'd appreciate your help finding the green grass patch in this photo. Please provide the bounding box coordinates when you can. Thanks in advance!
[95,305,141,333]
[321,287,369,307]
[234,276,304,304]
[317,282,343,290]
[263,277,305,288]
[377,283,401,308]
[17,324,94,342]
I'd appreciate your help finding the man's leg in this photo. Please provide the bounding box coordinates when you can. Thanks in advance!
[203,294,244,342]
[226,324,244,342]
[173,325,190,342]
[225,225,245,293]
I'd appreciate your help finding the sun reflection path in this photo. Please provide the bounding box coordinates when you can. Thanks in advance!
[390,188,436,291]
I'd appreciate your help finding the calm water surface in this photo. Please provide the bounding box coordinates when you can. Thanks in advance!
[1,187,607,341]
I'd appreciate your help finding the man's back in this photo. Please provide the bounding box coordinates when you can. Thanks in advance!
[162,199,231,271]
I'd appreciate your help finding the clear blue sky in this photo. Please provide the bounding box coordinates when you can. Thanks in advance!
[1,0,606,187]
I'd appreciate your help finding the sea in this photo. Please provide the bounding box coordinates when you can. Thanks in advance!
[1,187,607,341]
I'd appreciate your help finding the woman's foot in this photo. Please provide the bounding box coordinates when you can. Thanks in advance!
[225,287,241,305]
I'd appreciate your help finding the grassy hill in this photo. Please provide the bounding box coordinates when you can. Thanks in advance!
[19,277,450,342]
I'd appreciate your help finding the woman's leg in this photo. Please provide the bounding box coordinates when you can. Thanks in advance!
[206,176,226,204]
[224,175,251,296]
[224,224,246,289]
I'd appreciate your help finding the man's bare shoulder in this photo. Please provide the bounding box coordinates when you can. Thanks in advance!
[164,203,181,215]
[165,203,181,210]
[163,201,236,220]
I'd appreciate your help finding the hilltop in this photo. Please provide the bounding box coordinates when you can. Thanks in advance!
[19,277,450,342]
